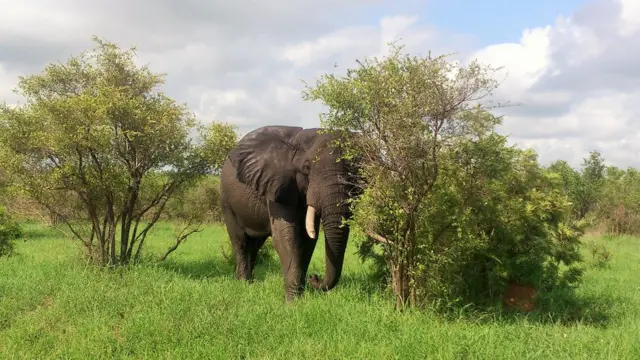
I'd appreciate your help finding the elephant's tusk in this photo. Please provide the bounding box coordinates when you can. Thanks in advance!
[305,206,317,239]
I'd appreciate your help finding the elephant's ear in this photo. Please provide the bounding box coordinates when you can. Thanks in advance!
[229,129,310,204]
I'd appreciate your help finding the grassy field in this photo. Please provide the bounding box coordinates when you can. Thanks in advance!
[1,222,639,359]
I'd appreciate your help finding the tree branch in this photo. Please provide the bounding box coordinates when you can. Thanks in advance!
[366,230,394,245]
[158,225,202,262]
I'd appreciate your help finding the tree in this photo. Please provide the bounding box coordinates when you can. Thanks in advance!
[303,43,506,308]
[407,136,583,308]
[547,160,583,221]
[304,43,584,311]
[0,37,237,266]
[595,166,640,236]
[546,151,606,224]
[0,167,8,206]
[0,205,22,257]
[0,169,22,257]
[578,150,606,219]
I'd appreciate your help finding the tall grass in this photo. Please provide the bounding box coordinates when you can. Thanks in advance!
[0,222,638,359]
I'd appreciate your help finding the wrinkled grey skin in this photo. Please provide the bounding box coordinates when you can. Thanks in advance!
[219,125,358,302]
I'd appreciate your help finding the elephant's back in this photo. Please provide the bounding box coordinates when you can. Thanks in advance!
[239,125,304,144]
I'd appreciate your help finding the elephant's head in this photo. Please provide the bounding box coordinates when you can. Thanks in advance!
[229,126,361,291]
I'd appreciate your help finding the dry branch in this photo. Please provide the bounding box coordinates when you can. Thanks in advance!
[366,230,393,245]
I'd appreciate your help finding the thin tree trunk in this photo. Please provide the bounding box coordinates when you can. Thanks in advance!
[108,221,116,265]
[106,198,117,266]
[407,214,417,306]
[119,214,130,264]
[391,258,410,310]
[100,215,108,266]
[389,215,417,310]
[120,177,140,264]
[127,217,141,260]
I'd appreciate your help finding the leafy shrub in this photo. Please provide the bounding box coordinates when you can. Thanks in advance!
[162,175,223,223]
[0,206,22,257]
[304,42,585,310]
[355,134,585,310]
[594,167,640,236]
[587,241,612,269]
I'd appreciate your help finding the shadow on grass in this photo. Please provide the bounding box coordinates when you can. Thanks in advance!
[449,288,619,328]
[158,251,282,281]
[330,273,389,297]
[159,258,232,280]
[325,271,619,328]
[151,241,619,329]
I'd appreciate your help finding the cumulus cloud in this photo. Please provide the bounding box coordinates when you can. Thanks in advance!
[468,0,640,167]
[1,0,639,168]
[619,0,640,35]
[0,1,472,133]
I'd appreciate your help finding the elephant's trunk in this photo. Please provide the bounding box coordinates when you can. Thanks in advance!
[306,148,359,292]
[310,203,350,291]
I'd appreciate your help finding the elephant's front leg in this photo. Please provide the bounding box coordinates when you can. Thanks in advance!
[268,200,305,302]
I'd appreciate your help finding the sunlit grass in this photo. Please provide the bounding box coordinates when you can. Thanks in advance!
[0,222,638,359]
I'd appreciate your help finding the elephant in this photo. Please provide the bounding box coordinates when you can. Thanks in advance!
[219,125,361,302]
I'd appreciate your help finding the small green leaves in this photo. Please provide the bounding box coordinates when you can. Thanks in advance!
[301,41,583,310]
[0,37,237,266]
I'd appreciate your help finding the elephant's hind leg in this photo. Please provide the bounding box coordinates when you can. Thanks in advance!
[246,235,268,279]
[229,231,261,281]
[222,204,257,281]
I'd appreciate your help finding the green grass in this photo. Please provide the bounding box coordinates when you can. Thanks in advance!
[1,222,639,359]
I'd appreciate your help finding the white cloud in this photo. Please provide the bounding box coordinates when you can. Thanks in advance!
[464,0,640,167]
[276,14,436,68]
[471,26,552,102]
[619,0,640,35]
[0,64,20,104]
[0,1,92,43]
[278,26,373,67]
[274,85,300,106]
[1,0,640,169]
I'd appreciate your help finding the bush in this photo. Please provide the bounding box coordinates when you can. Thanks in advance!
[594,166,640,236]
[0,206,22,257]
[356,134,585,310]
[163,175,223,224]
[587,241,612,269]
[304,42,584,310]
[546,151,606,226]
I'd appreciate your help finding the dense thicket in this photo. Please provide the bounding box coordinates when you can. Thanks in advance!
[546,151,640,236]
[0,206,22,257]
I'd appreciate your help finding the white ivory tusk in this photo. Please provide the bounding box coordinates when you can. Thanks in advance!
[305,206,317,239]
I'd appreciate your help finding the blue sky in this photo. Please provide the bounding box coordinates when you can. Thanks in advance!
[429,0,588,43]
[364,0,589,45]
